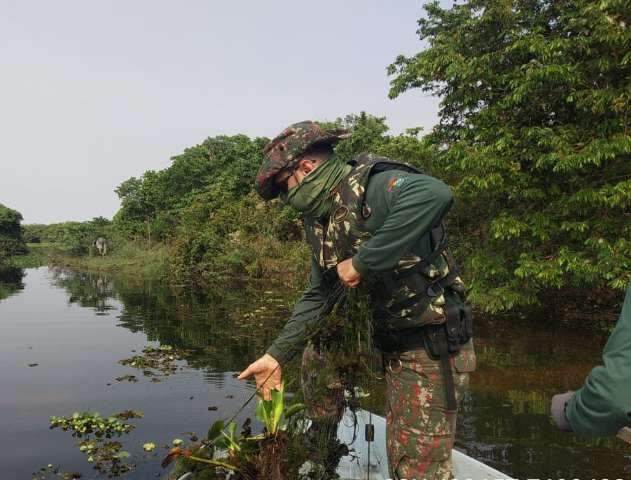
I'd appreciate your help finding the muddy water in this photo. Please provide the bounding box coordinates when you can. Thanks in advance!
[0,267,629,479]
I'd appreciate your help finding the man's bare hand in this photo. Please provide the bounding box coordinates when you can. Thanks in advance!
[237,353,281,400]
[337,258,361,288]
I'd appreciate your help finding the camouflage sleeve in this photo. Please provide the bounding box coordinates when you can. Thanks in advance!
[566,282,631,436]
[266,256,328,364]
[351,171,453,275]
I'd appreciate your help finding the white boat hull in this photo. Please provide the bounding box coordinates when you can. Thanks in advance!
[336,409,509,480]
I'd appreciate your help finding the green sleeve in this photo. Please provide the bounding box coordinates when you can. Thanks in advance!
[351,171,453,275]
[566,282,631,436]
[266,256,328,364]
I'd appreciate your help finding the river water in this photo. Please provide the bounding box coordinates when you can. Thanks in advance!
[0,267,629,479]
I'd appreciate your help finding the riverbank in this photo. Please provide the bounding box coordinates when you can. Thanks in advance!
[4,243,50,268]
[3,242,170,280]
[35,232,310,288]
[8,239,625,327]
[47,242,170,280]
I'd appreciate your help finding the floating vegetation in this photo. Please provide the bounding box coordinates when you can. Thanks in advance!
[32,464,82,480]
[49,410,143,477]
[113,410,144,420]
[115,374,138,383]
[164,385,327,480]
[118,344,190,379]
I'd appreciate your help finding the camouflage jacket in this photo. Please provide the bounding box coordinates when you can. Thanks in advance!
[267,154,463,363]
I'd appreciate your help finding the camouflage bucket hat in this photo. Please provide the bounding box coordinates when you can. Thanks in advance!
[255,120,348,200]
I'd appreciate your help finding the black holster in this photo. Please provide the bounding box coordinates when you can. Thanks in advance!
[422,304,473,411]
[423,304,473,359]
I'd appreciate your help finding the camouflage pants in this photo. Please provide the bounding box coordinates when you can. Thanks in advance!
[385,340,475,480]
[301,340,476,480]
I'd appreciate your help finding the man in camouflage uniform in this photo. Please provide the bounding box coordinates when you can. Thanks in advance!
[239,121,476,479]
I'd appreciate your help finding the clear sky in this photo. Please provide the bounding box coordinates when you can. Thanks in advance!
[1,1,444,224]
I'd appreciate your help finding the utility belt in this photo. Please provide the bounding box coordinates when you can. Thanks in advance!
[374,303,474,411]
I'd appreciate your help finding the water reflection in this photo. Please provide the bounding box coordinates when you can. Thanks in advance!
[50,269,117,314]
[49,267,290,374]
[0,265,25,302]
[456,316,631,478]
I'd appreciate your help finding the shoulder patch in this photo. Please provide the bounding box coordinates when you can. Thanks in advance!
[386,176,406,192]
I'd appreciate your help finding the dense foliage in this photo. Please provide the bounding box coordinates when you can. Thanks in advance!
[0,203,26,262]
[23,217,113,256]
[0,265,25,301]
[108,114,441,286]
[111,134,304,283]
[388,0,630,310]
[114,136,267,241]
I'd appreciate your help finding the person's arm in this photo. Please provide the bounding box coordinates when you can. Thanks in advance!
[564,283,631,436]
[265,256,328,364]
[351,171,453,276]
[239,257,328,398]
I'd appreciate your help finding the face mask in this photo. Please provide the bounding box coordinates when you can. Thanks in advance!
[281,157,351,219]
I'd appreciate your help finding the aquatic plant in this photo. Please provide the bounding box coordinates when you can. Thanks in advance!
[118,344,190,378]
[207,420,242,455]
[165,386,309,480]
[143,442,156,452]
[49,410,143,476]
[254,384,305,435]
[31,464,81,480]
[49,411,140,438]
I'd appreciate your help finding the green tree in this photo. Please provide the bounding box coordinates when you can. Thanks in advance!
[0,204,26,261]
[22,224,46,243]
[28,218,113,256]
[388,0,631,311]
[113,135,269,242]
[0,265,25,301]
[114,176,154,238]
[330,112,438,174]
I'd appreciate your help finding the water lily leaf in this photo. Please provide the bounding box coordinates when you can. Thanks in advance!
[142,442,156,452]
[207,420,224,441]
